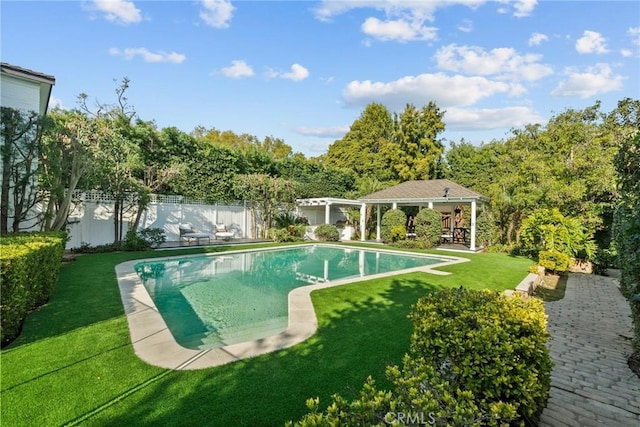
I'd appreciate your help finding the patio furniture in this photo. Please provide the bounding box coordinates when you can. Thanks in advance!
[214,224,234,241]
[179,224,211,245]
[441,232,453,244]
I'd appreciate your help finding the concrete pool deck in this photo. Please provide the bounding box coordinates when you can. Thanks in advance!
[115,244,469,370]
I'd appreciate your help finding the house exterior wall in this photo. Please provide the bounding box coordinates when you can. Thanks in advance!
[0,74,42,114]
[1,64,55,232]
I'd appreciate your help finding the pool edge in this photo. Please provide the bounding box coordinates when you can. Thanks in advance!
[115,244,469,370]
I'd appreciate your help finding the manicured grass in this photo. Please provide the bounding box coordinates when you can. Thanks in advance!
[1,243,531,426]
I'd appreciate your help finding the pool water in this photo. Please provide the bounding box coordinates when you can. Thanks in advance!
[134,245,444,350]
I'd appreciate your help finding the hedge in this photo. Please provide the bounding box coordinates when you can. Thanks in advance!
[314,224,340,242]
[414,208,442,248]
[0,232,66,344]
[380,209,406,243]
[290,288,552,426]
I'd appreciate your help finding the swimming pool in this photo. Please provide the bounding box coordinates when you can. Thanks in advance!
[116,244,467,369]
[134,245,446,350]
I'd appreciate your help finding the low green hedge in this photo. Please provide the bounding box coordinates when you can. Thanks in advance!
[314,224,340,242]
[0,232,66,344]
[290,288,552,426]
[381,209,406,243]
[415,208,442,248]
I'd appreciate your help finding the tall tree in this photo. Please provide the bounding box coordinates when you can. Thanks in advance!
[232,174,298,238]
[390,102,446,180]
[39,109,103,231]
[0,107,48,233]
[325,103,395,180]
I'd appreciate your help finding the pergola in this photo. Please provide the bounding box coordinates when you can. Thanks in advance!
[358,179,489,251]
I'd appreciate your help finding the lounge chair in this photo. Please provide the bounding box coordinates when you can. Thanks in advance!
[178,224,211,245]
[214,224,234,241]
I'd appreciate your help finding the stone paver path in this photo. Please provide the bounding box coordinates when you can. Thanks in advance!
[539,273,640,426]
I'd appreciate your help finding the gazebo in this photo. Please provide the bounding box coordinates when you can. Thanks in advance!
[358,179,489,251]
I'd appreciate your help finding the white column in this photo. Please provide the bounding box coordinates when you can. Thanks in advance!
[360,203,367,241]
[325,202,331,224]
[450,206,455,242]
[392,202,397,209]
[428,201,433,209]
[470,200,477,251]
[376,205,381,242]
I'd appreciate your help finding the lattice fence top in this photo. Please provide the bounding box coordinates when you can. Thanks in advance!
[71,190,244,206]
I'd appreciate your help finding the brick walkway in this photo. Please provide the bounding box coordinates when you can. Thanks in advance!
[539,273,640,426]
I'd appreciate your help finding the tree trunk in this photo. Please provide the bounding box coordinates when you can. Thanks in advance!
[506,219,515,244]
[0,157,10,234]
[113,198,121,244]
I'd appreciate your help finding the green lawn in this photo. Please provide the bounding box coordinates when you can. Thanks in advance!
[1,243,532,426]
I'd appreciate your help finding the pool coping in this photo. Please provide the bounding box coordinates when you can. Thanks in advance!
[115,243,469,370]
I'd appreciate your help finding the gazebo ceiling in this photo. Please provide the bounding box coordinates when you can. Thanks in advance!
[359,179,489,203]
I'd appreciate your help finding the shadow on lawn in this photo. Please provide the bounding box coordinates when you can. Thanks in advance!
[71,277,442,427]
[5,247,230,349]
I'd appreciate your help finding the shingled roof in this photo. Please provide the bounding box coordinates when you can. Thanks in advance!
[1,62,55,84]
[359,179,488,202]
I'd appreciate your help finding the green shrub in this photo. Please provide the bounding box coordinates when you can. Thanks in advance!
[290,288,552,426]
[476,210,495,248]
[380,209,406,243]
[0,232,66,344]
[138,227,166,248]
[72,241,122,253]
[520,208,592,259]
[123,228,166,251]
[409,288,552,424]
[123,230,149,251]
[389,225,406,243]
[275,212,309,228]
[538,250,571,273]
[272,225,306,242]
[314,224,340,242]
[389,238,429,249]
[414,208,442,247]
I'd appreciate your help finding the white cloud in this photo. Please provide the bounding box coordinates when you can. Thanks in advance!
[313,1,486,22]
[48,96,65,110]
[457,19,473,33]
[220,60,254,78]
[361,17,437,42]
[551,63,624,98]
[576,30,609,54]
[630,27,640,45]
[623,27,640,57]
[435,44,553,81]
[294,126,349,138]
[109,47,186,63]
[512,0,537,17]
[91,0,142,25]
[445,106,544,130]
[528,32,548,46]
[496,0,537,17]
[267,64,309,81]
[313,1,490,43]
[342,73,519,110]
[200,0,234,28]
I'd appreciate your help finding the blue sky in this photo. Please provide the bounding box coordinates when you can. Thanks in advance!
[2,1,639,156]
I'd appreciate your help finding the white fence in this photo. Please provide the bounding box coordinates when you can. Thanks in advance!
[66,191,253,250]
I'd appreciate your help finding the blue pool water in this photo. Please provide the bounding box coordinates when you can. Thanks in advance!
[134,245,445,350]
